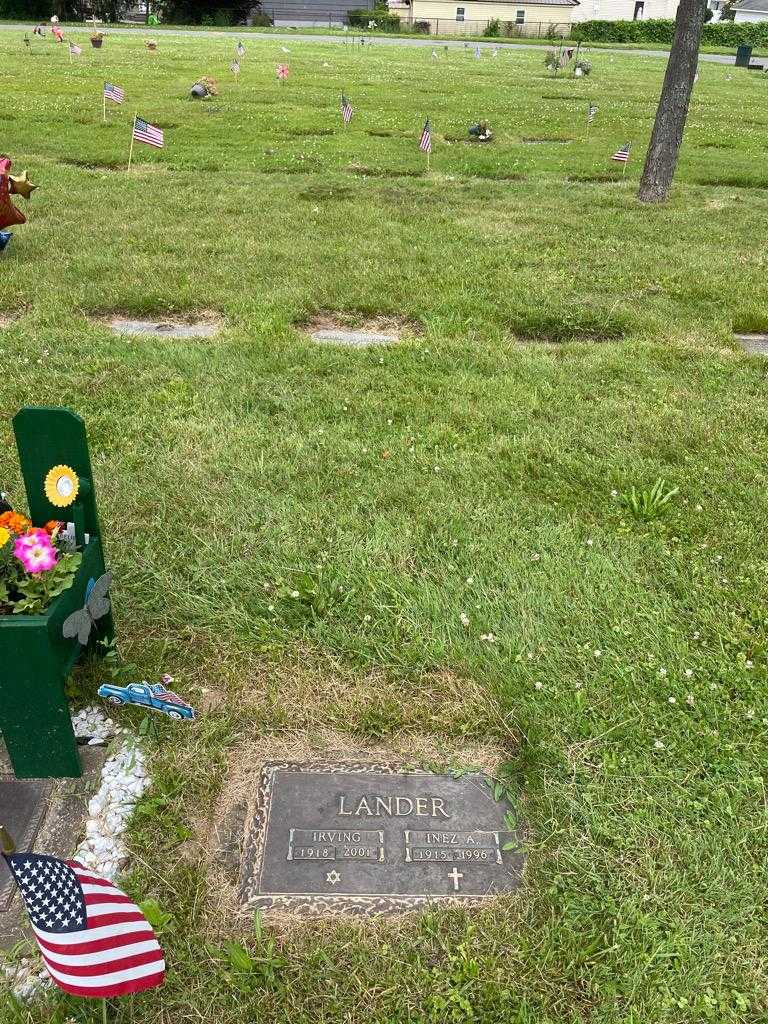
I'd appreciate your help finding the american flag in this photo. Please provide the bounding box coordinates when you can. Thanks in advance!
[230,59,240,75]
[419,118,432,153]
[236,40,245,58]
[132,116,164,148]
[587,102,598,124]
[3,853,165,998]
[341,93,353,124]
[69,42,82,56]
[104,82,125,104]
[474,44,481,59]
[559,46,575,67]
[611,142,631,163]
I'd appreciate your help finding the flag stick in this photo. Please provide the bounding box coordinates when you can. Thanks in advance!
[103,84,107,124]
[102,998,108,1024]
[426,150,430,172]
[68,45,72,65]
[127,113,137,172]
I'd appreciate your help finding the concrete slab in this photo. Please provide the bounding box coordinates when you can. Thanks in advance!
[735,333,768,356]
[110,318,219,339]
[310,328,398,348]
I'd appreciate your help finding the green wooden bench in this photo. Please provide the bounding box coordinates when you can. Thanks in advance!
[0,407,113,779]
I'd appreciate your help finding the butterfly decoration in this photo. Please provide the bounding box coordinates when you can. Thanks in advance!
[63,572,113,646]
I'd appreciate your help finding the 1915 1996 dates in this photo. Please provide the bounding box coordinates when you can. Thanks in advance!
[411,848,491,863]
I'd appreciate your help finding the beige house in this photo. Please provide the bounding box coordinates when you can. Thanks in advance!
[389,0,580,36]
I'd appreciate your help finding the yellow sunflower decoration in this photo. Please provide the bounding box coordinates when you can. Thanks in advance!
[44,465,79,508]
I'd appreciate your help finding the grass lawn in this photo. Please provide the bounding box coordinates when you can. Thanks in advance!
[1,27,767,1024]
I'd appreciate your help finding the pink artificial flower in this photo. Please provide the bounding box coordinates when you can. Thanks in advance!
[14,533,58,574]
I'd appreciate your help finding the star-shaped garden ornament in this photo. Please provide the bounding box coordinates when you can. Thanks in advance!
[9,171,37,200]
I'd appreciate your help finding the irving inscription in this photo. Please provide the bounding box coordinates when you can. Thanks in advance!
[239,763,526,916]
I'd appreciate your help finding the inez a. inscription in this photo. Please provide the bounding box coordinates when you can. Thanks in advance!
[239,763,526,915]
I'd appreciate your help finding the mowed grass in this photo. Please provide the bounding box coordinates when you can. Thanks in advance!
[0,28,767,1024]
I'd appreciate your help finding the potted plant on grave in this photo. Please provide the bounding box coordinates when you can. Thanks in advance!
[145,38,158,51]
[574,59,592,77]
[0,408,114,782]
[0,514,82,615]
[90,30,104,47]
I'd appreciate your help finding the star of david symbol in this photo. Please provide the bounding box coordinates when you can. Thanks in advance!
[325,870,341,886]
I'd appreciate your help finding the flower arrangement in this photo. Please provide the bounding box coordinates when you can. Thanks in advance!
[574,59,593,76]
[0,511,82,615]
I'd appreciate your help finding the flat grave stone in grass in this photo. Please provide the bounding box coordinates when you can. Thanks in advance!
[310,328,398,348]
[239,762,525,917]
[0,745,105,947]
[0,778,52,912]
[110,318,219,339]
[735,333,768,356]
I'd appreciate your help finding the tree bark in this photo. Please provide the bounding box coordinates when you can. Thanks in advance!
[638,0,707,203]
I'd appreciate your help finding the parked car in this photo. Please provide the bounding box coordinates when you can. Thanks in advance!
[97,681,195,720]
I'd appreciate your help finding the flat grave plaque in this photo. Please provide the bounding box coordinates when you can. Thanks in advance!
[0,778,52,912]
[240,762,525,916]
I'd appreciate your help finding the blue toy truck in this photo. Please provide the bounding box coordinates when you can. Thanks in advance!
[97,681,195,720]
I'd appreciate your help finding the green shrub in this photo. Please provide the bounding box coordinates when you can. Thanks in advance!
[347,6,400,29]
[573,17,768,47]
[484,17,501,36]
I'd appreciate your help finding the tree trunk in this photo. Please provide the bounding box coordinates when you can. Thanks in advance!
[638,0,707,203]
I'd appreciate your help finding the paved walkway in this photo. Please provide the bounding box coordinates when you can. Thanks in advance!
[0,21,738,64]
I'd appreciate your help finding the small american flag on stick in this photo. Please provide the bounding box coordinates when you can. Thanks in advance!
[341,93,353,125]
[230,59,240,76]
[3,852,165,998]
[133,116,164,148]
[419,118,432,154]
[611,141,631,163]
[69,42,82,56]
[104,82,125,104]
[236,40,245,58]
[587,102,598,125]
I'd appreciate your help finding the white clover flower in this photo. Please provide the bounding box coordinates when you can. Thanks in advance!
[610,489,618,497]
[534,681,543,690]
[593,649,602,658]
[460,612,470,627]
[746,709,755,720]
[531,553,540,562]
[466,576,474,584]
[586,539,593,546]
[480,632,496,643]
[745,660,754,669]
[684,669,693,679]
[668,696,676,704]
[658,667,668,677]
[653,739,665,750]
[685,694,695,706]
[290,590,300,598]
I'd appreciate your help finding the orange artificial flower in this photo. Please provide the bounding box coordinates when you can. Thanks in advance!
[0,510,32,535]
[44,520,63,535]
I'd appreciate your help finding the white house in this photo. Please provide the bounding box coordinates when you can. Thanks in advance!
[572,0,679,19]
[733,0,768,20]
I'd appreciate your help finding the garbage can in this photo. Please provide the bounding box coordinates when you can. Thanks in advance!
[736,44,753,68]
